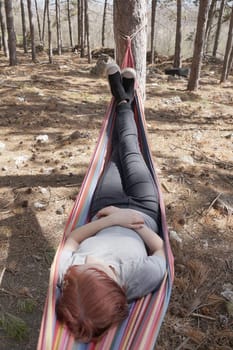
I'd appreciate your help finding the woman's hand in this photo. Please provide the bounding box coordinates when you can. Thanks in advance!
[116,209,145,229]
[96,206,120,218]
[97,206,144,229]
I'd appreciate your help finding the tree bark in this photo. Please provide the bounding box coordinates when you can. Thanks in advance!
[0,0,8,57]
[227,45,233,78]
[77,0,81,46]
[220,5,233,83]
[4,0,17,65]
[46,0,53,63]
[27,0,36,62]
[20,0,27,53]
[204,0,216,55]
[174,0,182,68]
[42,0,47,45]
[150,0,157,64]
[84,0,91,62]
[55,0,62,55]
[227,43,233,78]
[67,0,73,47]
[102,0,107,47]
[34,0,42,43]
[213,0,225,57]
[113,0,147,100]
[80,0,84,57]
[187,0,210,91]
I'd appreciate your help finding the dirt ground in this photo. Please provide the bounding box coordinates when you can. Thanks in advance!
[0,52,232,350]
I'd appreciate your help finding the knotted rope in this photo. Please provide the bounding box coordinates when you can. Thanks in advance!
[117,24,146,71]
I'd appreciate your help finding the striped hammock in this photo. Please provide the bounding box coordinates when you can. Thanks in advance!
[37,40,174,350]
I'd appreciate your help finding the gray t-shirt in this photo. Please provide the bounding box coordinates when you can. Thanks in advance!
[57,212,166,301]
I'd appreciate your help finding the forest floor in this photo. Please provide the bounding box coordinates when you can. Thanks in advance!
[0,51,232,350]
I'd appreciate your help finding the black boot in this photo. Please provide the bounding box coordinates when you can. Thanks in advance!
[121,67,136,104]
[106,63,128,104]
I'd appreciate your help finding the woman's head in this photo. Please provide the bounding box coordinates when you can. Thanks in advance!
[56,265,128,342]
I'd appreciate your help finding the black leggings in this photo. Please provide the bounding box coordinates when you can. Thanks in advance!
[90,103,159,222]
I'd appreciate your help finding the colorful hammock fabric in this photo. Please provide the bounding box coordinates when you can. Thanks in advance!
[37,39,174,350]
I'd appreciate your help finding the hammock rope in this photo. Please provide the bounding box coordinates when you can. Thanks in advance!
[37,39,174,350]
[118,23,146,42]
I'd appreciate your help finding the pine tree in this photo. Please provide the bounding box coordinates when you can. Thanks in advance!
[4,0,17,65]
[113,0,147,100]
[187,0,210,91]
[0,0,8,57]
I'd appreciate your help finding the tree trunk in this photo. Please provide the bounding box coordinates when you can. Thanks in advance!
[67,0,73,47]
[20,0,27,53]
[220,5,233,83]
[77,0,81,46]
[213,0,225,57]
[84,0,91,62]
[174,0,182,68]
[34,0,42,43]
[114,0,147,100]
[80,0,84,57]
[187,0,210,91]
[0,0,8,57]
[227,43,233,78]
[55,0,62,55]
[27,0,36,62]
[47,0,52,63]
[42,0,47,45]
[102,0,107,47]
[150,0,157,64]
[204,0,216,55]
[4,0,17,65]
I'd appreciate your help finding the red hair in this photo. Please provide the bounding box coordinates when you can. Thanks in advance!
[56,265,128,342]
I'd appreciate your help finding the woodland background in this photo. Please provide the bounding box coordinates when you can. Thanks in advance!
[0,1,233,349]
[1,1,233,67]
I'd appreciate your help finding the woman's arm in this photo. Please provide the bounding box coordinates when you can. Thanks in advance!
[97,206,165,258]
[64,206,144,251]
[64,215,115,251]
[64,206,164,256]
[135,225,165,258]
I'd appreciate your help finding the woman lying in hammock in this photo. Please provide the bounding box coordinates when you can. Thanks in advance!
[56,63,166,342]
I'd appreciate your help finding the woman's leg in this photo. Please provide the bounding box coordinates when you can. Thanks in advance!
[91,64,159,221]
[115,103,159,221]
[90,147,128,217]
[90,65,132,217]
